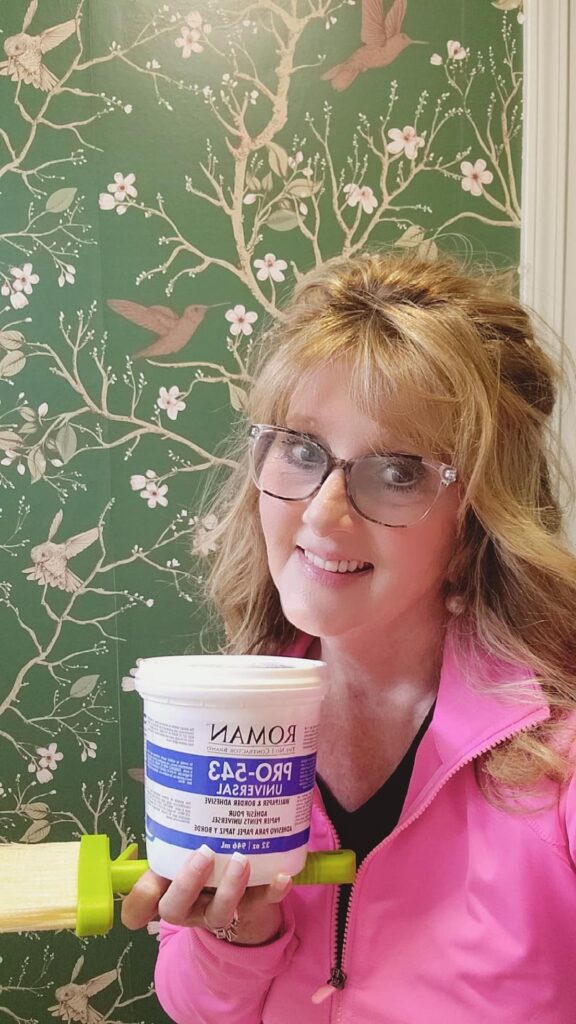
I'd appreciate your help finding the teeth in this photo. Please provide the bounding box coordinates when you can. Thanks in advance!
[304,549,368,574]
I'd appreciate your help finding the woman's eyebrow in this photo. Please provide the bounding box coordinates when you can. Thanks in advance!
[285,421,417,456]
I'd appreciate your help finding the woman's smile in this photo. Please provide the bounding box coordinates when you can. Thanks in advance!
[295,546,374,588]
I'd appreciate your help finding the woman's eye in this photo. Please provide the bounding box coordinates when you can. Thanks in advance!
[379,459,421,487]
[288,442,323,464]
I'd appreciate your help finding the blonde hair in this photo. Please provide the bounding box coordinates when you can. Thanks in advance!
[201,249,576,798]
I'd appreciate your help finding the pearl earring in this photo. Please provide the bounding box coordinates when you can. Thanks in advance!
[445,594,466,615]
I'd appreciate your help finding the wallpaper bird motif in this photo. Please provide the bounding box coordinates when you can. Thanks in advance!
[322,0,424,91]
[0,0,76,90]
[0,0,523,1019]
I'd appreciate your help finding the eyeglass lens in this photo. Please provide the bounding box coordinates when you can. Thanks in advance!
[251,429,444,526]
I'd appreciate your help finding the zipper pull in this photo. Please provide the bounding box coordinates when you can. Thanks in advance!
[311,966,347,1004]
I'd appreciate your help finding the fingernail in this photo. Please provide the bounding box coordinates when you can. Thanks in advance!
[274,873,292,891]
[195,844,215,862]
[227,851,248,878]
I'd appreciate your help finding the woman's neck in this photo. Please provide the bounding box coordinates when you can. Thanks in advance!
[311,606,448,715]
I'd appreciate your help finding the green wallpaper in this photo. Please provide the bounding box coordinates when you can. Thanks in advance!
[0,0,522,1019]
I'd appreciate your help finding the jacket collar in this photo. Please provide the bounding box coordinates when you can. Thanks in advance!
[430,628,549,765]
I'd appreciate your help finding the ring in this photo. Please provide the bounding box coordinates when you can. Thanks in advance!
[202,907,240,942]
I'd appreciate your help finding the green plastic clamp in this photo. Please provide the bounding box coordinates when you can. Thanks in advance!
[75,834,356,936]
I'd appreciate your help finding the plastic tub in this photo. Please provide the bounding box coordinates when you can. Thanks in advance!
[134,654,327,886]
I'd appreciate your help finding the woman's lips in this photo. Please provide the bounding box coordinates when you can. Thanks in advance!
[295,547,373,586]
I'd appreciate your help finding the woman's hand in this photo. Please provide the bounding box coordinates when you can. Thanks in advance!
[121,846,293,946]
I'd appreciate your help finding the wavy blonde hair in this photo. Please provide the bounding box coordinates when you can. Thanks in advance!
[200,249,576,797]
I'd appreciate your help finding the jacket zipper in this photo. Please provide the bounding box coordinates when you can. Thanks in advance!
[310,707,549,1018]
[310,825,347,1006]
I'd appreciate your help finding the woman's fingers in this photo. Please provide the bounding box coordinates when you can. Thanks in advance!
[121,868,171,930]
[158,847,223,926]
[121,846,294,936]
[194,852,250,930]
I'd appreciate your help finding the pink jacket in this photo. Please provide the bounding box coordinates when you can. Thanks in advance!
[154,631,576,1023]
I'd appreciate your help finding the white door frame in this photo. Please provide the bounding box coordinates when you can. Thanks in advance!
[520,0,575,547]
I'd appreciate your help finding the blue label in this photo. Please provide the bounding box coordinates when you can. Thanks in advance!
[145,740,316,798]
[146,815,310,854]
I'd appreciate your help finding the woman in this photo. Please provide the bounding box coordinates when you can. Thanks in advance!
[122,250,576,1022]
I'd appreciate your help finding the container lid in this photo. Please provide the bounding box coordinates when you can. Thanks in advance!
[134,654,327,700]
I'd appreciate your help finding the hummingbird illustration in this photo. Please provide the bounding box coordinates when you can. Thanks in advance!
[107,299,225,359]
[22,509,100,593]
[49,956,117,1024]
[322,0,424,92]
[0,0,76,92]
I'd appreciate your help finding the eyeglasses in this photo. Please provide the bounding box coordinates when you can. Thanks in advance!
[248,424,458,529]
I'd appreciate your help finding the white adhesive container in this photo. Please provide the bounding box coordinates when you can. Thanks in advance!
[134,654,327,886]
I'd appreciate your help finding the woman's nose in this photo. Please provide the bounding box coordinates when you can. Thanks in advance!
[301,468,355,532]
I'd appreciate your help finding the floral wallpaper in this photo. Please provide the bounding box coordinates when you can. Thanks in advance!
[0,0,523,1020]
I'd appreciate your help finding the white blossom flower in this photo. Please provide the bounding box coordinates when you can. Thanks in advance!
[124,104,133,114]
[225,304,258,337]
[386,126,425,160]
[253,253,287,282]
[141,481,168,509]
[58,263,76,287]
[107,171,137,202]
[10,291,28,310]
[175,25,203,56]
[11,263,39,295]
[1,446,18,466]
[186,11,203,27]
[36,742,64,771]
[430,52,443,65]
[343,182,378,214]
[81,741,97,762]
[0,783,5,798]
[460,158,493,196]
[36,767,53,784]
[130,469,157,491]
[99,192,116,211]
[1,283,9,296]
[447,39,467,60]
[3,447,25,473]
[1,449,25,473]
[288,151,304,169]
[38,403,48,417]
[157,385,186,421]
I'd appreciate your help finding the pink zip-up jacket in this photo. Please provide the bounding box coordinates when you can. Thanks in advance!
[154,631,576,1023]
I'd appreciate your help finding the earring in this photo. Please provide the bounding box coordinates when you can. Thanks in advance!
[445,594,466,615]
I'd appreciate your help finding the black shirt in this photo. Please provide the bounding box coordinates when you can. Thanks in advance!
[316,701,436,954]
